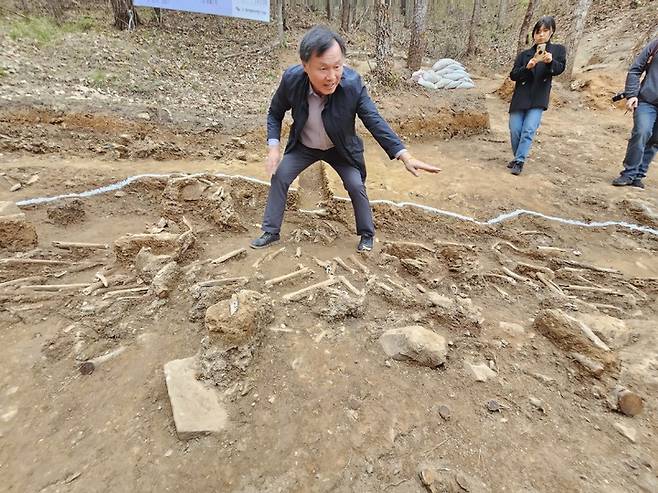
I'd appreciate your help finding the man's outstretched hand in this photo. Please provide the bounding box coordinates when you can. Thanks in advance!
[398,152,441,177]
[266,146,281,176]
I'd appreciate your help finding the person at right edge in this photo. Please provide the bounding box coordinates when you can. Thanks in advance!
[507,16,566,176]
[612,37,658,189]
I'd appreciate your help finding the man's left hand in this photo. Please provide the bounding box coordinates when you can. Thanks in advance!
[399,152,441,177]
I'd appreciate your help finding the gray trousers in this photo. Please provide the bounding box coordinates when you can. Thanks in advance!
[262,144,375,237]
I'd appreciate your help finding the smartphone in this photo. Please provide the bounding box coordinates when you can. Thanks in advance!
[536,43,547,56]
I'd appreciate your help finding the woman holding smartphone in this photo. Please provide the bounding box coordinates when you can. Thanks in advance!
[507,16,567,175]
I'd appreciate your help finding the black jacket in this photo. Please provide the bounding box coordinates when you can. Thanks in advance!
[509,42,567,113]
[267,64,405,179]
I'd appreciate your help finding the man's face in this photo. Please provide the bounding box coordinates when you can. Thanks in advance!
[302,41,344,96]
[533,26,553,45]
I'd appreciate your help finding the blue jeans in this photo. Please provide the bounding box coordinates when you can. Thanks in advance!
[509,108,544,163]
[620,101,658,179]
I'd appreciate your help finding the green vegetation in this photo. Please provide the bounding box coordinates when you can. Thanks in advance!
[89,69,108,87]
[8,15,95,45]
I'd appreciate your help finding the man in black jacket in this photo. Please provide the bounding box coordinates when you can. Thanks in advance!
[612,38,658,189]
[250,26,440,252]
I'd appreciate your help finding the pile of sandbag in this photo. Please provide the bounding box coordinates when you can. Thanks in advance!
[412,58,475,90]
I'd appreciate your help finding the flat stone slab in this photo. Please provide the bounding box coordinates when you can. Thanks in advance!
[164,356,228,440]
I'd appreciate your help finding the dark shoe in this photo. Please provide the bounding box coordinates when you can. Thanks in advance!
[612,175,634,186]
[510,161,524,175]
[357,235,374,252]
[631,178,645,189]
[250,232,280,249]
[507,160,518,169]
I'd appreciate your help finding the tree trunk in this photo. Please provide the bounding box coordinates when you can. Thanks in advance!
[277,0,284,42]
[373,0,394,84]
[326,0,331,19]
[400,0,405,18]
[110,0,139,30]
[348,0,357,28]
[496,0,508,30]
[564,0,592,79]
[466,0,482,56]
[341,0,351,31]
[407,0,428,71]
[404,0,413,28]
[516,0,540,53]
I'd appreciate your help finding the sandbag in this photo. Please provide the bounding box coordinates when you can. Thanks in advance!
[411,69,424,82]
[418,78,438,90]
[432,58,460,71]
[443,70,469,81]
[422,70,441,83]
[458,80,475,89]
[445,80,461,89]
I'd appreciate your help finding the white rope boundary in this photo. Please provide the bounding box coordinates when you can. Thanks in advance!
[15,172,658,237]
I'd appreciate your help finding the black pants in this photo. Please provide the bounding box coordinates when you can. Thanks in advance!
[262,144,375,237]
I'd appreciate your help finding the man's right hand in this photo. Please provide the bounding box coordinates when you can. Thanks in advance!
[266,146,281,176]
[526,58,538,70]
[626,97,639,112]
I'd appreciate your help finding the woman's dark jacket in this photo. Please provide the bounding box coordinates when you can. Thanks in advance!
[509,42,567,113]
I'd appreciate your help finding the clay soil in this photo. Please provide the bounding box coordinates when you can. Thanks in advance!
[1,4,657,493]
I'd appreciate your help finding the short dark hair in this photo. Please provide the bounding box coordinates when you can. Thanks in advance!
[532,16,556,36]
[299,25,346,63]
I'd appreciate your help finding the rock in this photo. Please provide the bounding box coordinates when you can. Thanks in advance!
[205,290,274,348]
[614,422,637,443]
[0,203,38,250]
[427,292,453,309]
[137,112,151,121]
[486,399,501,412]
[571,352,605,378]
[46,198,86,226]
[532,309,618,376]
[315,288,366,321]
[114,232,180,264]
[188,284,238,322]
[499,321,525,337]
[379,326,448,367]
[347,396,361,410]
[621,199,658,228]
[575,313,630,349]
[164,356,228,440]
[529,396,546,413]
[467,362,497,382]
[437,404,451,420]
[611,387,644,417]
[419,467,490,493]
[78,361,95,375]
[135,248,174,282]
[26,174,39,185]
[150,261,180,298]
[179,180,209,201]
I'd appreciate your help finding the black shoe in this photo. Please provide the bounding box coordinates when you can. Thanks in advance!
[507,160,518,169]
[612,175,634,186]
[631,178,645,189]
[357,235,374,252]
[250,232,280,249]
[510,161,524,175]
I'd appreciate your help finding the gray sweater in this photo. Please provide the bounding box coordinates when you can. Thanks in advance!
[625,38,658,105]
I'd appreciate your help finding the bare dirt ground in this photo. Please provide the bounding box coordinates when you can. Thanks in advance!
[1,4,658,493]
